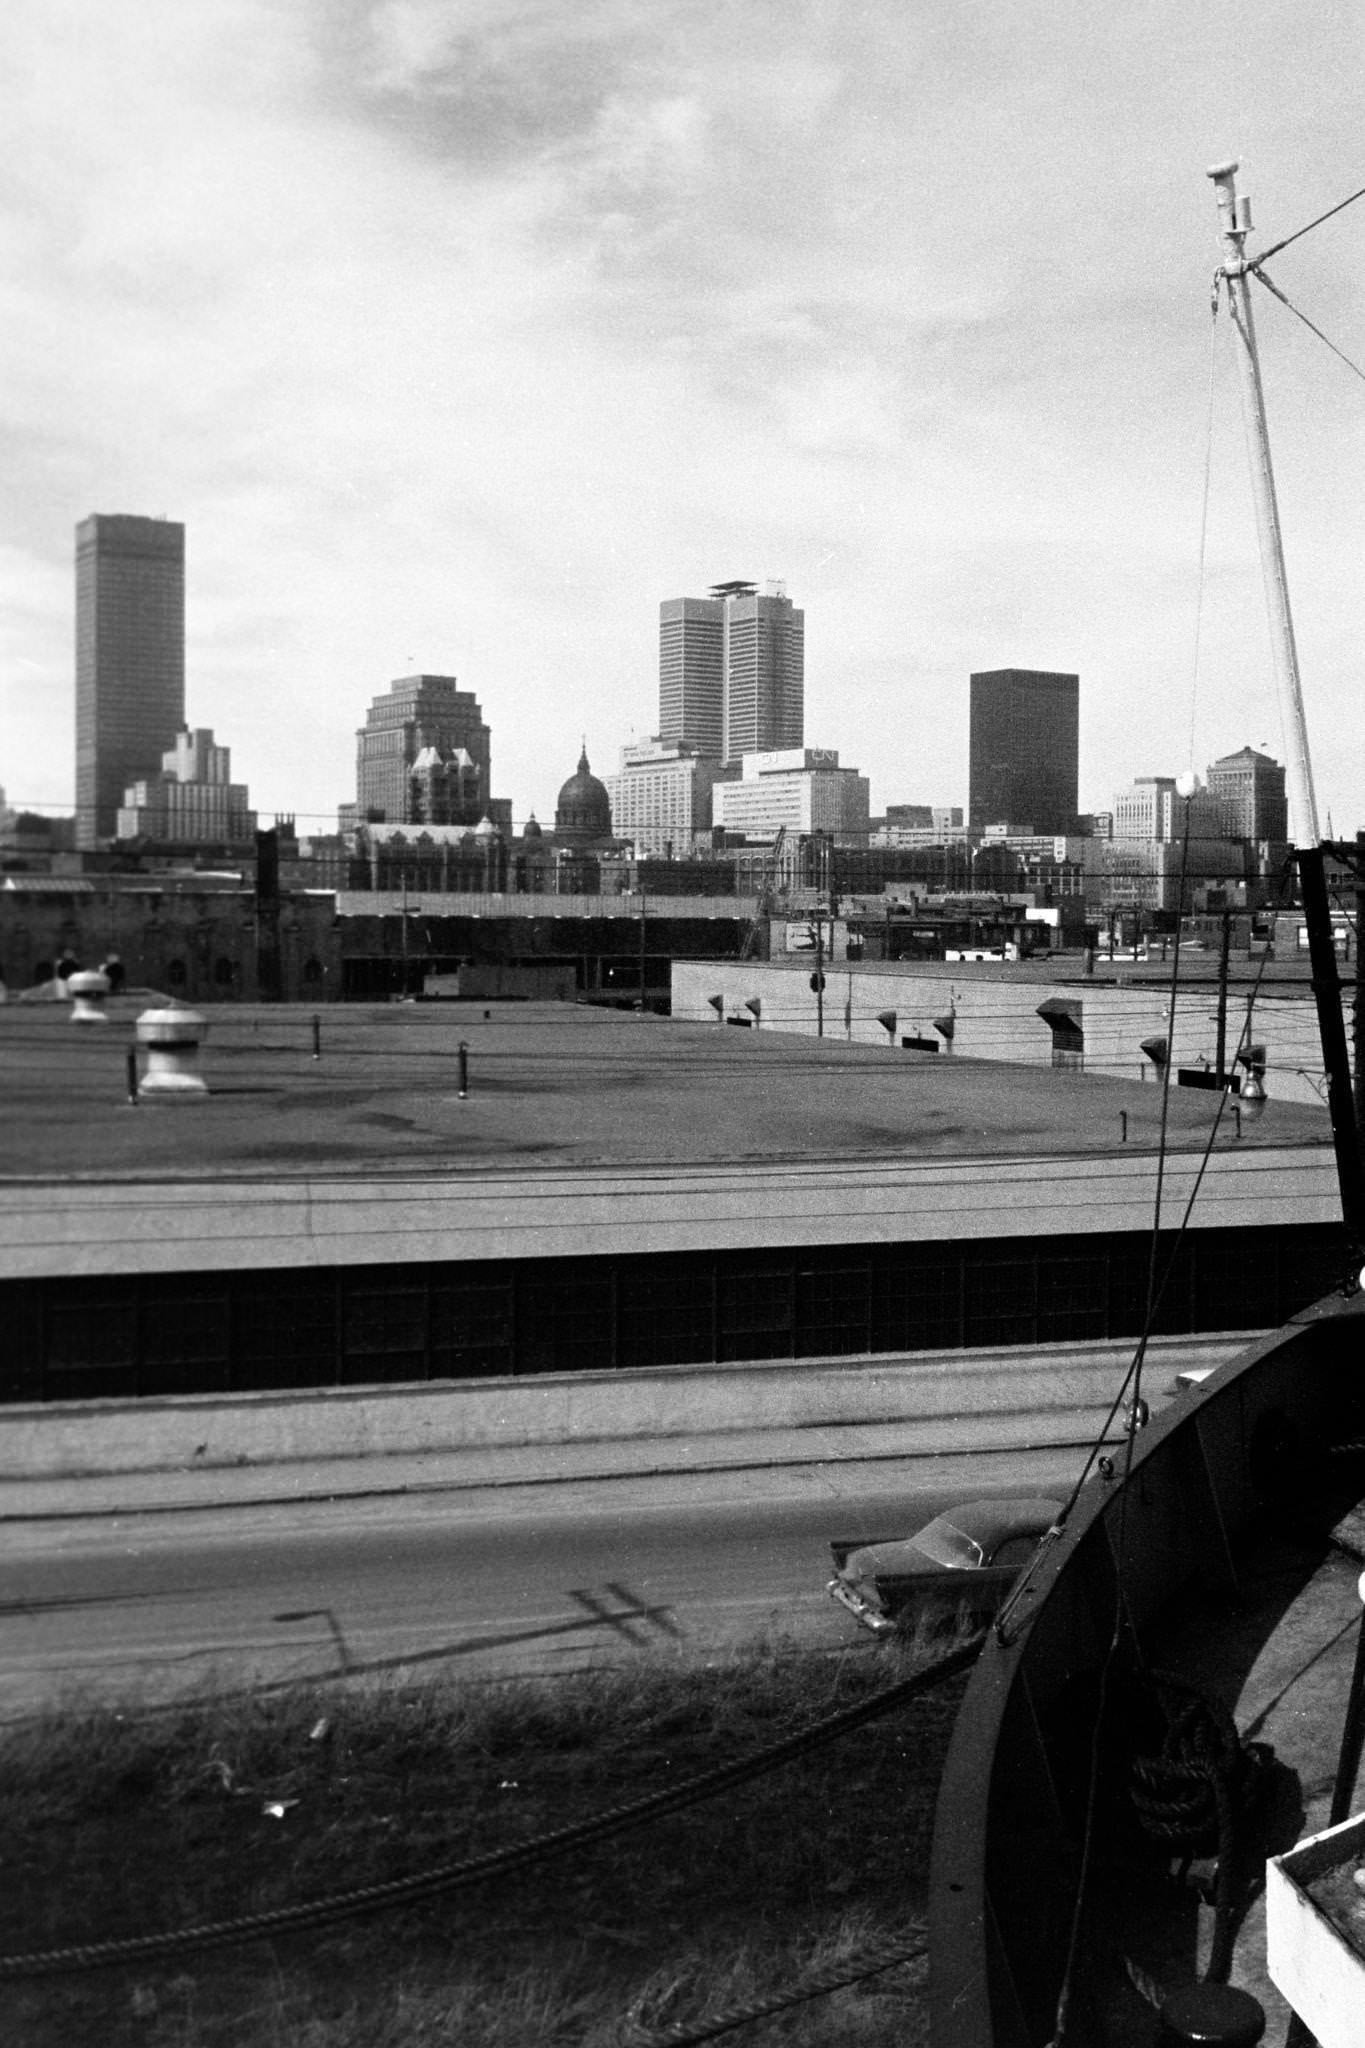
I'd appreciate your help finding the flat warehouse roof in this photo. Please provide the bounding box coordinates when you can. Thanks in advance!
[0,997,1329,1185]
[0,995,1334,1187]
[0,1000,1341,1280]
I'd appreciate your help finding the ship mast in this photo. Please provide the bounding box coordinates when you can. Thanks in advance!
[1207,159,1320,848]
[1209,161,1365,1265]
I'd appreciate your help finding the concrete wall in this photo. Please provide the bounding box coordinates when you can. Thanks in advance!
[1,1145,1342,1282]
[0,1333,1254,1480]
[671,958,1346,1109]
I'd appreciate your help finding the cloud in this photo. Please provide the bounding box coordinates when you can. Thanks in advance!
[3,0,1365,836]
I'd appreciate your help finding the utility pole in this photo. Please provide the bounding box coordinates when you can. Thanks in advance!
[637,887,647,1011]
[1214,908,1232,1088]
[400,872,409,995]
[1208,161,1320,849]
[814,906,825,1038]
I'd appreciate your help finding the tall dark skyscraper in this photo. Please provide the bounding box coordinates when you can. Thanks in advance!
[658,582,803,763]
[75,514,186,847]
[968,668,1079,835]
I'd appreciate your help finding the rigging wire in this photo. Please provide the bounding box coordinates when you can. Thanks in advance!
[1043,913,1291,2048]
[1252,179,1365,266]
[1188,284,1222,775]
[998,883,1297,1575]
[1250,264,1365,388]
[1046,815,1194,2048]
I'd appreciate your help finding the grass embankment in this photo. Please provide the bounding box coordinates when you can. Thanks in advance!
[0,1642,967,2048]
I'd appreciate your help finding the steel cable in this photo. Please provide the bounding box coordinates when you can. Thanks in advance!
[1251,264,1365,388]
[0,1635,982,1979]
[618,1930,927,2046]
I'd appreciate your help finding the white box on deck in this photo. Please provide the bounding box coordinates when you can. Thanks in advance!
[1266,1809,1365,2048]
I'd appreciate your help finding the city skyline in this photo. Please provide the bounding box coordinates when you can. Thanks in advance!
[5,7,1364,836]
[33,510,1314,848]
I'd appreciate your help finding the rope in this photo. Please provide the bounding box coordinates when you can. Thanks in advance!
[619,1932,926,2046]
[1251,265,1365,388]
[0,1635,982,1980]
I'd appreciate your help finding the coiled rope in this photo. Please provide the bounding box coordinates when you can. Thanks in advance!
[1126,1670,1267,1984]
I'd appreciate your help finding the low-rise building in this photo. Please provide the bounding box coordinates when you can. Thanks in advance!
[603,738,733,856]
[713,747,870,845]
[116,726,256,848]
[872,804,965,848]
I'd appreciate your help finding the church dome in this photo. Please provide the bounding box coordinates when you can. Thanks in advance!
[554,747,612,844]
[522,813,543,841]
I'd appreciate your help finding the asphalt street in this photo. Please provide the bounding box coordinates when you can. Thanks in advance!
[0,1446,1087,1717]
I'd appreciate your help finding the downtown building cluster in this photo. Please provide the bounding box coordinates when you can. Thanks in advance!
[0,513,1304,1002]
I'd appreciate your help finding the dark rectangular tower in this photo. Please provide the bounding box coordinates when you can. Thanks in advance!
[968,668,1079,835]
[75,514,186,848]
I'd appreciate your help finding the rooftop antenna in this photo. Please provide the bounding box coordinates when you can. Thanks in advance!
[1207,159,1320,848]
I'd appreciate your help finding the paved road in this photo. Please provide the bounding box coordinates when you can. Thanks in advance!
[0,1449,1086,1718]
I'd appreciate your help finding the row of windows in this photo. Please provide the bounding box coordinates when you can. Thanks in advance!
[0,1224,1345,1405]
[24,957,326,990]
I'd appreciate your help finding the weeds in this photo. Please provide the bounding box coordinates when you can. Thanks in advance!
[0,1643,961,2046]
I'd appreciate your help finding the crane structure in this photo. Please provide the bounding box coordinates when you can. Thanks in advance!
[740,824,788,961]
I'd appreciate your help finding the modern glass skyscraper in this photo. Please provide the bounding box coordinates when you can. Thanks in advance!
[75,515,186,847]
[968,669,1079,835]
[659,598,725,759]
[658,582,803,763]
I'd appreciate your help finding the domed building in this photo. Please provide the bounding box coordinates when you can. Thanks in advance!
[554,748,613,847]
[543,744,630,895]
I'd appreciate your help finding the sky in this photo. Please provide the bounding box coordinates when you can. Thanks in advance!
[4,0,1365,837]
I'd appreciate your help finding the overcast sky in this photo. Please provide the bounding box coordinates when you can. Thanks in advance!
[4,0,1365,836]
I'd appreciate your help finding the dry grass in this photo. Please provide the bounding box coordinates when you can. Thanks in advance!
[0,1640,964,2047]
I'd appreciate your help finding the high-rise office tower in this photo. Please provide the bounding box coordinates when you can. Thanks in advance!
[659,598,725,758]
[968,668,1079,835]
[658,582,803,762]
[75,514,186,848]
[355,674,497,828]
[1205,747,1288,843]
